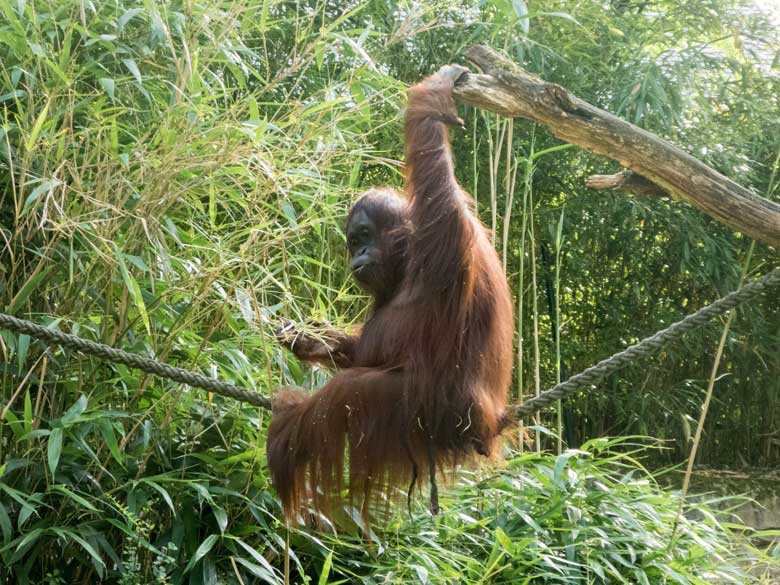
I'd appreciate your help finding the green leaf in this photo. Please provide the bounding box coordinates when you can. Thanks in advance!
[555,208,565,250]
[0,89,25,103]
[232,557,277,582]
[247,95,259,121]
[16,333,29,371]
[61,395,87,427]
[20,429,50,441]
[100,78,115,100]
[138,479,174,514]
[185,534,219,573]
[318,550,333,585]
[23,390,32,434]
[235,539,279,577]
[47,427,63,475]
[118,7,144,31]
[48,485,99,512]
[42,57,71,86]
[4,411,24,438]
[321,2,368,34]
[494,527,514,553]
[12,527,43,557]
[70,532,106,578]
[0,481,36,511]
[17,502,36,529]
[530,10,581,25]
[348,160,361,188]
[25,101,49,151]
[281,201,298,228]
[513,0,529,33]
[122,58,143,87]
[57,25,73,69]
[213,506,228,535]
[8,266,53,312]
[97,419,123,465]
[0,503,12,545]
[208,182,217,227]
[114,244,151,336]
[258,0,272,32]
[50,528,105,577]
[0,0,26,36]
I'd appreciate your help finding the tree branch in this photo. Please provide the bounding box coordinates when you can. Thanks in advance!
[453,45,780,248]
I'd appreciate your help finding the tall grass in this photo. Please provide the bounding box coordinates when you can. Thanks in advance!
[293,438,771,584]
[0,0,778,582]
[0,1,398,581]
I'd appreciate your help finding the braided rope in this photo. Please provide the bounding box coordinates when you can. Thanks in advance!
[0,313,271,408]
[0,267,777,416]
[513,266,780,418]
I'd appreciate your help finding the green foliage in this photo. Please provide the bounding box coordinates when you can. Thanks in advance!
[484,1,780,462]
[0,0,778,582]
[290,438,772,583]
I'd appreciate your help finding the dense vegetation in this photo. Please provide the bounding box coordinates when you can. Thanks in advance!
[0,0,778,582]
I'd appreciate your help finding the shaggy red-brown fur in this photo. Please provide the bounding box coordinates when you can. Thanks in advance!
[266,66,514,520]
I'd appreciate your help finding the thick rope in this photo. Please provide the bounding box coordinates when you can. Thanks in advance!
[0,313,270,408]
[0,267,778,417]
[512,266,780,418]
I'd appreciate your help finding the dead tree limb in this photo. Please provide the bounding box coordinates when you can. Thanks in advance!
[453,45,780,248]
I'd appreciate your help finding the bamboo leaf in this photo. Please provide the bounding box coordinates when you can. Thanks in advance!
[15,334,28,371]
[113,244,151,336]
[318,550,333,585]
[8,267,53,313]
[61,395,87,427]
[118,7,144,31]
[0,503,12,545]
[100,78,116,100]
[20,178,61,216]
[23,390,32,434]
[185,534,219,573]
[25,101,50,151]
[47,427,63,476]
[12,527,44,556]
[50,527,105,577]
[97,419,123,465]
[49,485,99,512]
[122,58,143,87]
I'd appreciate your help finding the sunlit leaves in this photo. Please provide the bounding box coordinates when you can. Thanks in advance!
[0,0,777,582]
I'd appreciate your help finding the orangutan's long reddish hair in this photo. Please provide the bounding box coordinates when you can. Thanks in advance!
[267,66,514,520]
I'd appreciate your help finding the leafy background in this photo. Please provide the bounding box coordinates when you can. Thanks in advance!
[0,0,778,582]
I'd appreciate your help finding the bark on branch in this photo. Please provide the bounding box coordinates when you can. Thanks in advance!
[585,170,668,198]
[453,45,780,248]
